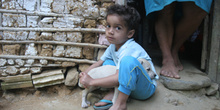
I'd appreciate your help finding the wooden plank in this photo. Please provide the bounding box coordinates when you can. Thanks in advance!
[201,15,209,70]
[33,74,64,84]
[0,74,31,83]
[0,55,97,64]
[0,9,83,18]
[1,81,33,90]
[218,39,220,83]
[208,0,220,83]
[32,69,64,88]
[0,64,62,69]
[32,69,64,79]
[34,80,64,89]
[0,27,105,33]
[0,40,107,48]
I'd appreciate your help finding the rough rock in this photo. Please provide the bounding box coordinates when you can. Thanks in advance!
[26,59,35,65]
[16,0,23,9]
[40,0,53,12]
[159,72,212,90]
[83,2,99,19]
[102,3,114,8]
[65,68,79,87]
[39,17,55,28]
[52,0,65,13]
[30,67,42,74]
[42,44,53,49]
[61,62,76,67]
[53,32,67,41]
[23,0,36,11]
[70,1,84,16]
[28,31,40,40]
[0,59,7,66]
[53,17,83,28]
[27,16,39,27]
[3,44,21,55]
[98,19,107,26]
[84,19,96,28]
[83,47,94,60]
[40,59,48,65]
[65,46,82,58]
[100,8,107,17]
[206,83,219,96]
[2,0,16,9]
[5,66,19,75]
[40,32,53,40]
[15,59,25,66]
[2,14,26,27]
[78,64,91,72]
[3,31,16,40]
[7,59,14,65]
[66,32,82,43]
[20,68,30,74]
[53,45,65,57]
[17,31,28,40]
[25,43,38,56]
[83,33,96,43]
[40,49,53,57]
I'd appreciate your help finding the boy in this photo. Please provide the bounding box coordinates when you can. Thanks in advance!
[80,4,159,110]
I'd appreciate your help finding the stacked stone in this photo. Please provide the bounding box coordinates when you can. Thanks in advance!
[0,0,114,89]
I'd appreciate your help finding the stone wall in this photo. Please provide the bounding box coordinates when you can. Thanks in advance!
[0,0,113,90]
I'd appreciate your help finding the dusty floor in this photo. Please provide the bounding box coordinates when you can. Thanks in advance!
[0,52,220,110]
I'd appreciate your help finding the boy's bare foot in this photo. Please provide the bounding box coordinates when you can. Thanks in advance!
[160,60,180,79]
[94,90,114,107]
[109,102,127,110]
[109,91,128,110]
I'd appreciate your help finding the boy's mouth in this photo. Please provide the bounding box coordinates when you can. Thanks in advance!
[107,36,114,41]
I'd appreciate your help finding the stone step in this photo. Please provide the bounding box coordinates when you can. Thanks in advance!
[159,72,212,90]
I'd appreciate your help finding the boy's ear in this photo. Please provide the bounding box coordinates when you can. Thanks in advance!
[128,29,135,38]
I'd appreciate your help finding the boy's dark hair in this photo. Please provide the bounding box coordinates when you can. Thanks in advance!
[106,4,141,35]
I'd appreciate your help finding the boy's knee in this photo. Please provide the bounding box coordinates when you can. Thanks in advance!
[120,56,138,65]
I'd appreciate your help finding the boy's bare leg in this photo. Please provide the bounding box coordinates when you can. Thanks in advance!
[109,91,128,110]
[172,2,207,71]
[94,89,114,106]
[155,2,180,78]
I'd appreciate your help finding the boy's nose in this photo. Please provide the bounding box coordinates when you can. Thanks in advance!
[108,28,114,34]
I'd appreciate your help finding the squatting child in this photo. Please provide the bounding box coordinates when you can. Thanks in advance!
[79,4,159,110]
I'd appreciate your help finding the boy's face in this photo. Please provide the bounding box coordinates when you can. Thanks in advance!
[106,14,134,50]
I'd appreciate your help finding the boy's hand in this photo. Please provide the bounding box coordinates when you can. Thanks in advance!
[79,72,93,88]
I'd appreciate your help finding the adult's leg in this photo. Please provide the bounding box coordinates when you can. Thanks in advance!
[155,2,180,78]
[171,2,208,71]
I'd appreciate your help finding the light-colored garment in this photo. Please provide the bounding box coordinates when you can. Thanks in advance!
[144,0,213,15]
[101,39,154,71]
[100,38,159,85]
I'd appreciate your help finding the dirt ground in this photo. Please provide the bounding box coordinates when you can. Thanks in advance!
[0,55,220,110]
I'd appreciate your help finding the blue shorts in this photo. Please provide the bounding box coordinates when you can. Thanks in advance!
[103,56,156,100]
[144,0,213,15]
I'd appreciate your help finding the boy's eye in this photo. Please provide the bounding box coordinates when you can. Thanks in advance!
[106,25,110,28]
[116,27,121,30]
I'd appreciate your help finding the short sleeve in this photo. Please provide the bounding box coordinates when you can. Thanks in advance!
[100,45,112,61]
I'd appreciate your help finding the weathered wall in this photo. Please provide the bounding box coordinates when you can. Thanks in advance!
[0,0,113,89]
